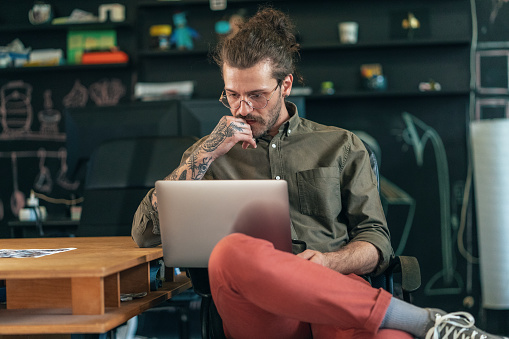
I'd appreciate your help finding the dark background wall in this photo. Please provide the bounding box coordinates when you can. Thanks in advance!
[0,0,507,334]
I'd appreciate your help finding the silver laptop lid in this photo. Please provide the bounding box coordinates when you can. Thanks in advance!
[156,180,292,267]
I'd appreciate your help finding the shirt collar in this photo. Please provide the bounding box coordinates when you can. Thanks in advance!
[279,101,300,137]
[257,101,301,142]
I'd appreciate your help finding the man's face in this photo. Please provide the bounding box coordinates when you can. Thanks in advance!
[222,61,285,138]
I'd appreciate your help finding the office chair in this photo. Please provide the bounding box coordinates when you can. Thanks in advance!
[77,135,198,237]
[187,140,421,339]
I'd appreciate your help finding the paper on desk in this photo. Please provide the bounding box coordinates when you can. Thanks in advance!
[0,247,76,258]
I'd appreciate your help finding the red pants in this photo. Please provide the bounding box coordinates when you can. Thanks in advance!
[209,233,413,339]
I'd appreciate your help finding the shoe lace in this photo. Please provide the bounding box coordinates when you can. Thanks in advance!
[430,312,478,339]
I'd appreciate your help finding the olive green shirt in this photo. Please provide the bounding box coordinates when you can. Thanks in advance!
[132,102,393,275]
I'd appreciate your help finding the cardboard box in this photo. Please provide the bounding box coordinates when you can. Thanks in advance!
[67,30,117,64]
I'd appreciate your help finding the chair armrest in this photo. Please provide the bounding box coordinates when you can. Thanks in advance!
[394,255,421,293]
[385,255,421,302]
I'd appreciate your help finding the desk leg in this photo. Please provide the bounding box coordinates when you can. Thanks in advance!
[71,277,105,315]
[105,273,120,308]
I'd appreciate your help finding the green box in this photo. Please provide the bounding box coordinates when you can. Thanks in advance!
[67,30,117,64]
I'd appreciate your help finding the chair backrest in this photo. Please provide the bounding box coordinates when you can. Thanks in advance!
[77,135,197,237]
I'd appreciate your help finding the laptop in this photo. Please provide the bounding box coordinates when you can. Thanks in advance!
[155,180,292,267]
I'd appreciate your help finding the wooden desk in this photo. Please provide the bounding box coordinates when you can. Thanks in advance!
[0,237,192,335]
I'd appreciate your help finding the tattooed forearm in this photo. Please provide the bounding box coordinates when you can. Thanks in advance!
[186,153,212,180]
[164,154,212,182]
[151,190,158,211]
[202,119,244,152]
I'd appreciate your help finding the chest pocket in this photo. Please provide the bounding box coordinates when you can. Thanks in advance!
[297,167,341,218]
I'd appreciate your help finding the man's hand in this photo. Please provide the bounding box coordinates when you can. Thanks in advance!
[201,116,257,159]
[296,249,330,267]
[296,241,380,276]
[160,115,257,189]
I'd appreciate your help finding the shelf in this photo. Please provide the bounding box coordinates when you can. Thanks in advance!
[0,21,133,33]
[300,89,470,100]
[301,38,471,51]
[137,37,470,58]
[0,62,130,74]
[137,49,210,57]
[137,0,265,7]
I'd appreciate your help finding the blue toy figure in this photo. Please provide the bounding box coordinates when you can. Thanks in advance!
[171,12,200,50]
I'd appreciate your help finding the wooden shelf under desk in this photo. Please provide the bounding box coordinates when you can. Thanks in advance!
[0,279,191,334]
[0,237,192,334]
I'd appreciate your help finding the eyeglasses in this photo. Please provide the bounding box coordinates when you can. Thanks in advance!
[219,81,281,110]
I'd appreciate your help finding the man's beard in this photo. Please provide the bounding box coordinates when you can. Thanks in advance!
[236,93,283,138]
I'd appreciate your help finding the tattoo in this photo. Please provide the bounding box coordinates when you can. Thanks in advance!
[195,157,212,179]
[186,153,213,179]
[164,150,212,183]
[151,190,158,211]
[178,171,187,180]
[202,118,243,152]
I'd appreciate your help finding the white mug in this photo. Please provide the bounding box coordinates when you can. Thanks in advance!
[338,22,359,44]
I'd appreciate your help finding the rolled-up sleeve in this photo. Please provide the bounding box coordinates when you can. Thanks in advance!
[132,188,162,248]
[341,134,393,276]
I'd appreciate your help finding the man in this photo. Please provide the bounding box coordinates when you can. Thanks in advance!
[132,7,506,339]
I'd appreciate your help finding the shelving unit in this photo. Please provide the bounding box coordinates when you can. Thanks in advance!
[0,0,136,79]
[132,0,471,98]
[0,63,130,74]
[0,0,471,100]
[0,21,134,33]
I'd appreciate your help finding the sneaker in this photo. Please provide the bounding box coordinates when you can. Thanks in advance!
[425,310,509,339]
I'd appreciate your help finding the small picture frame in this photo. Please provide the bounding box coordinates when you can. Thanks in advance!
[476,50,509,94]
[475,98,509,120]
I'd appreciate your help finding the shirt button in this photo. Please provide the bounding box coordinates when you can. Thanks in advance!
[271,144,276,148]
[275,176,281,180]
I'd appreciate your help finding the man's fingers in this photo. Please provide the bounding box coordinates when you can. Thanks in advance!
[242,138,257,149]
[296,250,316,260]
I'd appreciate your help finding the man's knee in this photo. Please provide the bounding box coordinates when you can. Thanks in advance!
[209,233,248,279]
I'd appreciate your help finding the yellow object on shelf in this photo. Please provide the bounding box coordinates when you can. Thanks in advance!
[150,25,172,50]
[150,25,172,37]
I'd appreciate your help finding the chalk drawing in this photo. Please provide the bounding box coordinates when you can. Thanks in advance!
[1,80,33,135]
[10,152,25,217]
[63,79,88,108]
[490,0,509,23]
[401,112,464,296]
[56,148,80,191]
[33,148,53,193]
[0,80,65,141]
[89,78,126,106]
[38,90,61,135]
